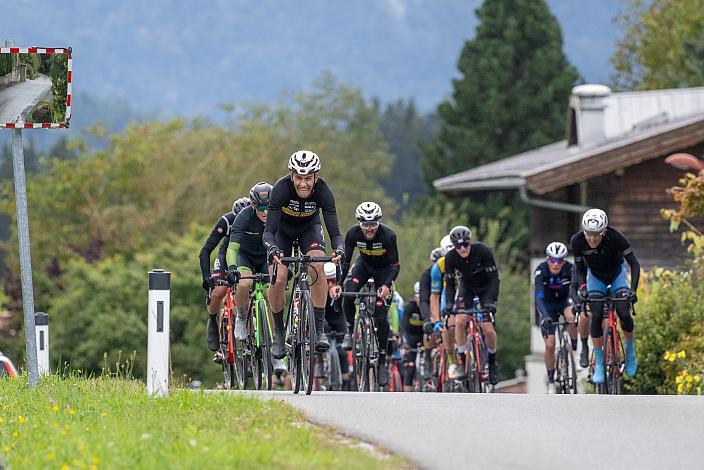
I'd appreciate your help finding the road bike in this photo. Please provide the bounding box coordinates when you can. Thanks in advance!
[455,297,493,393]
[214,281,240,389]
[314,328,344,392]
[274,243,333,395]
[553,316,578,394]
[341,284,384,392]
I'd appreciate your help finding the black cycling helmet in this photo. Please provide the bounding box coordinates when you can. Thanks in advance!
[232,196,251,214]
[449,225,472,245]
[249,182,272,207]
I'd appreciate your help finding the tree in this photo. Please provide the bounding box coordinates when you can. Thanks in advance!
[612,0,704,91]
[377,99,437,214]
[422,0,579,184]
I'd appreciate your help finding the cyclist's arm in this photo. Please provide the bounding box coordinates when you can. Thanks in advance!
[217,237,229,271]
[624,250,640,291]
[418,270,431,322]
[570,235,587,288]
[198,219,227,280]
[340,227,355,280]
[444,256,457,312]
[482,247,500,302]
[430,261,442,322]
[381,232,400,287]
[534,267,550,320]
[263,187,284,252]
[226,209,249,270]
[318,179,344,251]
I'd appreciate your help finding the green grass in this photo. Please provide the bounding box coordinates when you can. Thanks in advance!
[0,375,410,469]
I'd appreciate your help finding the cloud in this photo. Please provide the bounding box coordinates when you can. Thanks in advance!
[384,0,407,22]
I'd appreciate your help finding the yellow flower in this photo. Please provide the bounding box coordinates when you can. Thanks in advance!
[694,375,701,383]
[677,350,686,359]
[61,465,70,470]
[663,352,671,360]
[677,383,684,393]
[17,416,25,424]
[2,446,9,454]
[100,412,107,417]
[686,375,693,383]
[52,405,59,412]
[92,455,101,465]
[0,417,4,424]
[52,421,59,429]
[12,431,19,437]
[669,355,676,362]
[676,375,683,384]
[68,409,76,415]
[45,452,54,461]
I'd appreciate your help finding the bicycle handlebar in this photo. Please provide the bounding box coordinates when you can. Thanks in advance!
[279,255,334,264]
[338,291,389,307]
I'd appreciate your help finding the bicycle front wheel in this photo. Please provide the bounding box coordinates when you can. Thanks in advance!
[256,299,273,391]
[219,311,235,390]
[352,316,369,392]
[300,290,316,395]
[604,326,622,395]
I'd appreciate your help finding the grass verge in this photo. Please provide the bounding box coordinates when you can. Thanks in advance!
[0,375,411,469]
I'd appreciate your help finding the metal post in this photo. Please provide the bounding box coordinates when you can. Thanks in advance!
[12,127,39,388]
[35,312,49,375]
[147,269,170,397]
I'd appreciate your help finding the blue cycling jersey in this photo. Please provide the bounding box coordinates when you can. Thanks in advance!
[430,258,447,313]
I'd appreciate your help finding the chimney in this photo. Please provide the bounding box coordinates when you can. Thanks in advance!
[568,84,612,146]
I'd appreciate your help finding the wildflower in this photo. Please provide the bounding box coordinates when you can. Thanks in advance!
[0,417,4,424]
[68,409,76,415]
[92,455,101,465]
[53,405,59,412]
[677,350,686,359]
[12,431,19,437]
[100,412,107,417]
[189,439,197,448]
[17,416,25,424]
[677,383,684,393]
[46,452,55,461]
[61,465,70,470]
[669,355,676,362]
[676,375,683,384]
[2,447,9,454]
[140,433,151,440]
[663,351,671,360]
[695,375,701,383]
[686,375,693,383]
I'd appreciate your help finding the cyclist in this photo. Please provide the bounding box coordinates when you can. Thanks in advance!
[444,225,501,385]
[264,150,345,359]
[323,262,350,389]
[199,196,250,351]
[401,282,425,391]
[534,241,583,393]
[224,182,286,375]
[420,246,444,335]
[429,235,457,374]
[338,201,400,387]
[570,208,640,384]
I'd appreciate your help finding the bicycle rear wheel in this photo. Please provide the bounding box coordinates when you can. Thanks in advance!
[466,337,480,393]
[476,336,490,393]
[352,316,369,392]
[300,290,316,395]
[219,310,235,389]
[287,296,302,394]
[329,345,343,391]
[390,363,403,392]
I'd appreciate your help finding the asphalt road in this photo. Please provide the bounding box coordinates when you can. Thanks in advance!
[0,75,51,123]
[236,390,703,470]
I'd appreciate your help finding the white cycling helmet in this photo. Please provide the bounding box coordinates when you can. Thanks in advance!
[413,282,420,295]
[582,208,608,233]
[440,235,453,255]
[430,247,444,263]
[288,150,320,175]
[546,241,568,259]
[355,201,382,222]
[323,262,337,279]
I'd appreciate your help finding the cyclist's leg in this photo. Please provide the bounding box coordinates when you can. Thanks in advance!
[587,269,608,383]
[372,296,391,386]
[541,305,559,384]
[611,265,636,375]
[478,292,499,384]
[342,261,371,335]
[300,223,330,351]
[402,331,423,391]
[206,259,226,350]
[453,289,470,360]
[207,258,228,315]
[562,300,578,350]
[268,226,294,359]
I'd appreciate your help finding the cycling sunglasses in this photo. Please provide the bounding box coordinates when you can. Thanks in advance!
[548,257,565,263]
[583,230,605,238]
[359,221,380,229]
[255,205,268,212]
[454,241,470,249]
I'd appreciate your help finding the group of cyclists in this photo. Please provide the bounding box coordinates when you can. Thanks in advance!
[199,149,641,393]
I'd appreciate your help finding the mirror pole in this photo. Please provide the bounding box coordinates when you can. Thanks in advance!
[12,126,39,388]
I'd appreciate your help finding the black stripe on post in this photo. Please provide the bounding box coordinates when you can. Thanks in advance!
[149,269,171,290]
[39,331,45,350]
[35,312,48,325]
[157,301,164,332]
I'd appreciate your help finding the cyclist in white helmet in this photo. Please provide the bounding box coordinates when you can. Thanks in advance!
[534,241,584,392]
[570,208,640,384]
[336,201,400,387]
[264,150,345,359]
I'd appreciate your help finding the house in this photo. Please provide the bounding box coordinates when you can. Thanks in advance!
[433,84,704,392]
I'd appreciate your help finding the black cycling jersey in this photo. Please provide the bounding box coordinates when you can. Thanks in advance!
[418,267,432,322]
[444,243,500,308]
[534,260,573,304]
[401,299,424,335]
[199,211,236,280]
[263,175,343,252]
[227,206,267,259]
[570,227,640,289]
[341,223,400,282]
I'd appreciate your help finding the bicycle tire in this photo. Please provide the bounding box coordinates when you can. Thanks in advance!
[366,320,380,392]
[466,337,479,393]
[420,349,437,392]
[604,326,621,395]
[299,289,316,395]
[476,335,489,393]
[329,345,343,391]
[567,346,578,394]
[258,299,273,391]
[219,310,235,389]
[352,315,369,392]
[287,293,302,394]
[391,363,403,392]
